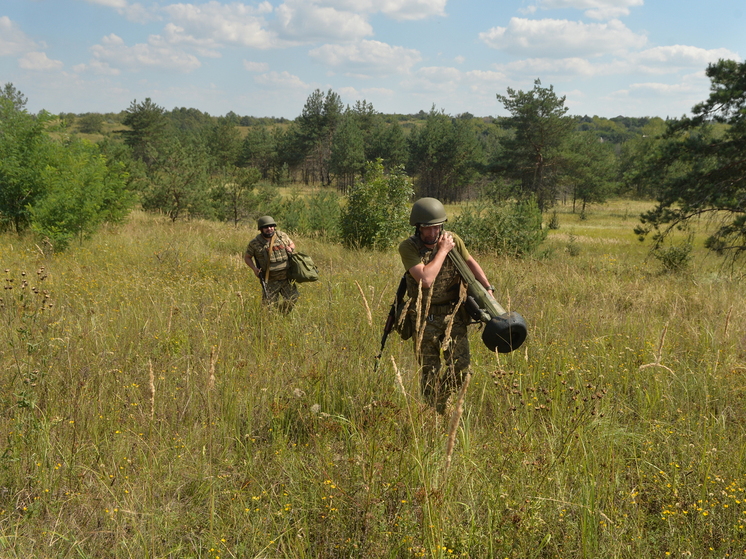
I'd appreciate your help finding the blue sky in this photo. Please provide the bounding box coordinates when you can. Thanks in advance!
[1,0,743,120]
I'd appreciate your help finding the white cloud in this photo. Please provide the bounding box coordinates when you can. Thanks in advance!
[254,70,309,90]
[403,66,462,93]
[244,60,269,72]
[19,52,64,71]
[631,45,740,73]
[308,40,421,76]
[538,0,644,20]
[292,0,446,21]
[479,18,647,58]
[274,2,373,42]
[0,16,38,56]
[163,2,277,49]
[375,0,447,21]
[83,0,159,23]
[498,57,604,78]
[88,33,202,73]
[83,0,128,8]
[360,86,395,97]
[455,55,465,64]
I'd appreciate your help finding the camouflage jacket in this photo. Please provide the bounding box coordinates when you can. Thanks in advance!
[245,230,293,281]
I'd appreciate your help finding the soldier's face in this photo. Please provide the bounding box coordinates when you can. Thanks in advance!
[419,224,442,246]
[260,225,276,239]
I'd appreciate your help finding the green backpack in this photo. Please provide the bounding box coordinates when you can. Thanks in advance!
[288,251,319,283]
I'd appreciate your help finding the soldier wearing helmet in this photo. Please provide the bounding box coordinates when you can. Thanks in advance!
[399,198,497,413]
[244,216,299,313]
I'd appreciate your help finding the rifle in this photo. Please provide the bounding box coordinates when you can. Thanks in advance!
[374,274,408,371]
[254,257,271,301]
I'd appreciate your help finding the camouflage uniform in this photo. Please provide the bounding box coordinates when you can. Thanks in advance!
[399,232,471,412]
[245,230,299,313]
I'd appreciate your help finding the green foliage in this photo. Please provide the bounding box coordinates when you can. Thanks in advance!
[451,197,547,256]
[140,137,212,221]
[635,59,746,263]
[340,159,413,249]
[407,106,480,201]
[0,94,54,232]
[77,112,105,134]
[302,189,341,238]
[496,79,577,211]
[652,240,693,273]
[120,98,170,169]
[329,111,365,190]
[560,131,618,213]
[30,139,134,250]
[210,166,262,226]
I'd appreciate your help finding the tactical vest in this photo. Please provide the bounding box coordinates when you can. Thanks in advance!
[403,233,462,306]
[251,232,290,279]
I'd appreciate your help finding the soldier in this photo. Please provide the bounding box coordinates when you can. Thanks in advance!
[399,198,497,413]
[244,216,299,314]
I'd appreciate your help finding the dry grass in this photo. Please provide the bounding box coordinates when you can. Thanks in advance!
[1,204,745,558]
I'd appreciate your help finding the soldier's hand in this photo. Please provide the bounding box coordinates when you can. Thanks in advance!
[438,232,455,253]
[253,268,262,278]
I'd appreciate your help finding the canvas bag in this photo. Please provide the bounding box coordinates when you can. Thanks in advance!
[288,250,319,283]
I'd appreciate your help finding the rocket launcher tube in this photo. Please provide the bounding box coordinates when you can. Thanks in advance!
[448,250,527,353]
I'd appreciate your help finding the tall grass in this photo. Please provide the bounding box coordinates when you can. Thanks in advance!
[1,203,745,558]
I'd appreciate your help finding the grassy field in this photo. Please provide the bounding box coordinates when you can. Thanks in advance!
[1,201,746,558]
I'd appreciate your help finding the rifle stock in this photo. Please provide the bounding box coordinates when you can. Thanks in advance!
[374,274,408,370]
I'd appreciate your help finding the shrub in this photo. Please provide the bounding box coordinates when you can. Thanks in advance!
[652,241,693,273]
[340,159,413,249]
[451,197,547,256]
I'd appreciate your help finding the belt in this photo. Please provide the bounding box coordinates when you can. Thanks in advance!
[428,300,459,315]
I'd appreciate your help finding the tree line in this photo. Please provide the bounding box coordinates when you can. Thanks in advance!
[2,59,745,261]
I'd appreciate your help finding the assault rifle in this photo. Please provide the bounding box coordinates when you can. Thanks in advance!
[254,257,271,301]
[374,274,408,371]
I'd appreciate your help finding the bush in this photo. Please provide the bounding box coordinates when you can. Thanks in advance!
[652,241,693,273]
[451,197,547,256]
[30,139,134,250]
[340,160,413,249]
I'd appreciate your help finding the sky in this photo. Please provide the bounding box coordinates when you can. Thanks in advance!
[1,0,744,120]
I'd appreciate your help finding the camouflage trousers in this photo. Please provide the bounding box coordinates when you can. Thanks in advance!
[263,279,299,314]
[410,307,471,413]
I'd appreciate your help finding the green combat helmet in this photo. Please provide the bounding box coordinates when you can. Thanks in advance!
[409,197,447,226]
[257,215,276,229]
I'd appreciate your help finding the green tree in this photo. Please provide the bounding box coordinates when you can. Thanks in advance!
[77,113,105,134]
[1,83,28,112]
[407,107,480,201]
[297,88,343,185]
[340,159,413,249]
[140,137,211,221]
[560,131,618,213]
[330,111,365,191]
[635,59,746,262]
[0,91,53,232]
[30,139,134,250]
[618,119,667,198]
[211,166,262,226]
[367,116,408,169]
[120,98,170,170]
[496,79,577,211]
[241,126,277,180]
